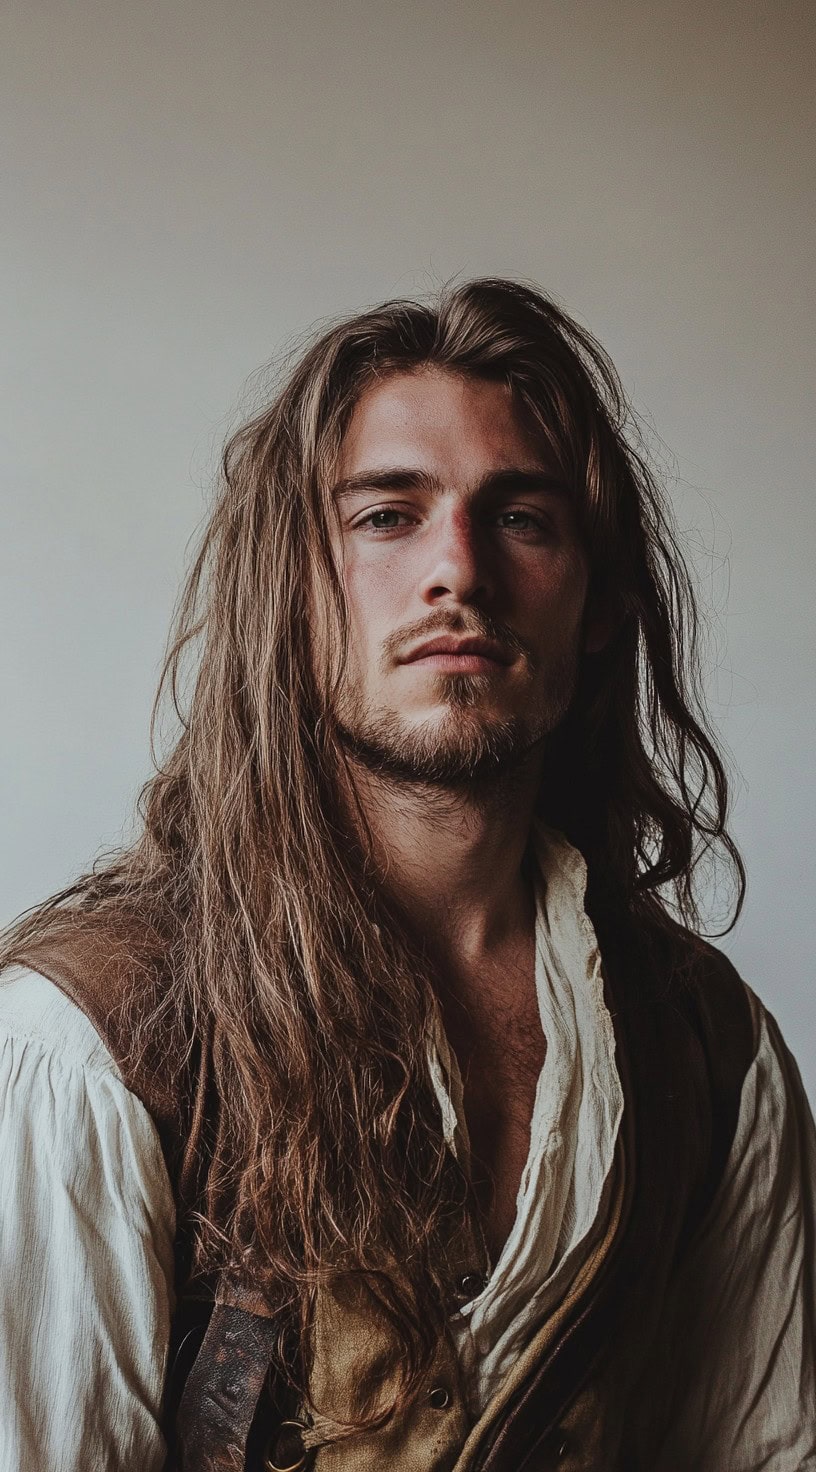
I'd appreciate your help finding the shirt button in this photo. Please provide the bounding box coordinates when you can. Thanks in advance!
[427,1385,452,1410]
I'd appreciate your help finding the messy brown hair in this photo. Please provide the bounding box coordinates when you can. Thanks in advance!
[0,278,744,1419]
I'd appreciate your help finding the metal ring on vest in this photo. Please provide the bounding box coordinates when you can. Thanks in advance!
[263,1419,310,1472]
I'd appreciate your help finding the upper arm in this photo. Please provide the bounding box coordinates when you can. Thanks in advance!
[0,972,176,1472]
[652,993,816,1470]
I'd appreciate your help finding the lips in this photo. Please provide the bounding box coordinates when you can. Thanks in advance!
[402,636,512,665]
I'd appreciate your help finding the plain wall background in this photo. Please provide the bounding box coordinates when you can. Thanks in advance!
[2,0,814,1099]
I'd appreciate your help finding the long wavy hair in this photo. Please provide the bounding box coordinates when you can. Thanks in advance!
[0,278,744,1417]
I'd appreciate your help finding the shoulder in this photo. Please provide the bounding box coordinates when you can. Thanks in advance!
[2,913,195,1170]
[729,988,816,1175]
[639,918,759,1066]
[655,930,816,1227]
[614,918,761,1214]
[0,961,123,1079]
[0,963,175,1233]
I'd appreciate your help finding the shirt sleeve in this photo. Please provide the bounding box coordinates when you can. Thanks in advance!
[0,968,176,1472]
[652,989,816,1471]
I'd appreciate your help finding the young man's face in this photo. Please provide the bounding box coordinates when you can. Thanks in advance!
[325,366,600,787]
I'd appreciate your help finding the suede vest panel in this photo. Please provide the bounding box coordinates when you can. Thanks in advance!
[9,898,757,1472]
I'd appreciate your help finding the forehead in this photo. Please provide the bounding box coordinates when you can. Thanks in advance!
[336,367,548,478]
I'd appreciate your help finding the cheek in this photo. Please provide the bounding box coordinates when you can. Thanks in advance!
[519,555,589,643]
[342,552,404,656]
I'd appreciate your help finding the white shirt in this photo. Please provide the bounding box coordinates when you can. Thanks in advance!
[432,826,624,1412]
[1,827,815,1470]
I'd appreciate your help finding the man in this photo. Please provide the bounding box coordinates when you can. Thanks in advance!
[0,277,814,1471]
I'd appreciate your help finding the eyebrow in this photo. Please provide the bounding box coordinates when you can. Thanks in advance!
[331,467,570,501]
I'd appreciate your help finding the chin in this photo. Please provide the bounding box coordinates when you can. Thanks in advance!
[335,699,539,788]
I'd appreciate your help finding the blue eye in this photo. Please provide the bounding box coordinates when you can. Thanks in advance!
[355,508,412,531]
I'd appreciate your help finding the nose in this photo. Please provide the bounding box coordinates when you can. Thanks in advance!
[417,503,493,608]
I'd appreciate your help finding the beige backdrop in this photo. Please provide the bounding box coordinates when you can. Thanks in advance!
[2,0,814,1098]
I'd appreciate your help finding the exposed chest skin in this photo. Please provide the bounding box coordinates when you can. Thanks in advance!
[438,926,546,1264]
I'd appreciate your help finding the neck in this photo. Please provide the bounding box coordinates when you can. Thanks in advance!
[341,753,544,979]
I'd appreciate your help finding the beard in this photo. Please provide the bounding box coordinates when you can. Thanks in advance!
[331,646,581,794]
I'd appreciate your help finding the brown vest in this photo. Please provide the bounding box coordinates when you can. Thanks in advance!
[9,893,757,1472]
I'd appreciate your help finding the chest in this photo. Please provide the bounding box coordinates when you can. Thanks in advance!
[441,946,546,1261]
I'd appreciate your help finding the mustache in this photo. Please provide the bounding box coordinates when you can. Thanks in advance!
[384,611,531,665]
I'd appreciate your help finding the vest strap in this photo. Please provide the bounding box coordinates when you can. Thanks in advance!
[174,1302,281,1470]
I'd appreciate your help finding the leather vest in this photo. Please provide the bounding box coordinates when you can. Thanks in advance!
[9,894,757,1472]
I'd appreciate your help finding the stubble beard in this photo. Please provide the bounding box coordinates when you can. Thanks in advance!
[331,649,580,796]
